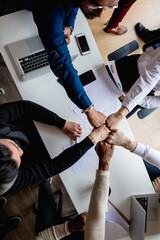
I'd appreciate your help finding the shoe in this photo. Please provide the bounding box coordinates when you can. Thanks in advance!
[0,217,21,232]
[135,23,151,43]
[104,25,128,35]
[0,197,7,208]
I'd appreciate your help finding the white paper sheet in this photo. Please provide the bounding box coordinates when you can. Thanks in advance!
[70,70,122,130]
[104,202,129,239]
[107,60,124,95]
[105,221,127,240]
[105,202,129,230]
[62,136,98,174]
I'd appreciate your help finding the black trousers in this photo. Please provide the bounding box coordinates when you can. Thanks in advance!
[35,180,84,240]
[115,54,141,91]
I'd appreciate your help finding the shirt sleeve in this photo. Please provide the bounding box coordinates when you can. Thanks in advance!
[30,2,92,109]
[64,8,79,29]
[133,142,160,169]
[85,170,109,240]
[0,101,66,129]
[4,137,94,196]
[138,95,160,109]
[122,53,160,111]
[35,221,70,240]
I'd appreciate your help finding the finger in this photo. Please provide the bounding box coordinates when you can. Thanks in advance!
[77,127,83,132]
[81,212,87,216]
[75,124,82,129]
[157,177,160,182]
[155,178,159,183]
[152,181,156,188]
[76,129,82,134]
[111,144,114,149]
[95,142,100,152]
[75,133,81,138]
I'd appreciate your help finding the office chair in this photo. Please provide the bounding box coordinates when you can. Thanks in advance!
[107,38,160,119]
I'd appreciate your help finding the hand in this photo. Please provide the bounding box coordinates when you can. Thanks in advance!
[63,26,71,45]
[152,177,160,195]
[85,107,107,128]
[63,121,82,140]
[88,124,109,144]
[69,212,87,232]
[119,95,125,102]
[105,106,129,130]
[119,92,128,102]
[95,141,114,171]
[107,129,137,151]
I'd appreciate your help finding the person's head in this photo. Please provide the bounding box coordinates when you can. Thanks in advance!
[80,0,119,19]
[0,139,23,185]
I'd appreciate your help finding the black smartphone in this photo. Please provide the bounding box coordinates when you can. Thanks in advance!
[79,70,96,86]
[75,33,91,55]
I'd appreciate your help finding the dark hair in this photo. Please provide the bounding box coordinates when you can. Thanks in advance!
[0,143,18,184]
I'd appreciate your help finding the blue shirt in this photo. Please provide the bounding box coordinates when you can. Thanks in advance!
[26,0,92,109]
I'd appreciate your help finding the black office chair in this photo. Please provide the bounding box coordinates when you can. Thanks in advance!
[107,38,160,119]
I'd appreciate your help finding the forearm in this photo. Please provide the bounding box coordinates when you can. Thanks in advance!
[64,8,79,29]
[138,95,160,109]
[5,100,66,129]
[4,137,94,196]
[122,138,137,152]
[122,59,160,111]
[50,137,93,174]
[36,221,70,240]
[85,170,109,240]
[133,142,160,169]
[48,49,92,109]
[116,106,129,120]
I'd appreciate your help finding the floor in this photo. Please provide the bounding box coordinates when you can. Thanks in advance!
[1,0,160,239]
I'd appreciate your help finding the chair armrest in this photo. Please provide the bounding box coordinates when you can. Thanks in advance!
[143,36,160,52]
[108,40,139,61]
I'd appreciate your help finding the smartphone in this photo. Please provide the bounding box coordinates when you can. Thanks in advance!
[79,70,96,86]
[75,33,91,55]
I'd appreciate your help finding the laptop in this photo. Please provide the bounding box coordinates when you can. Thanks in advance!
[7,35,50,81]
[129,193,159,240]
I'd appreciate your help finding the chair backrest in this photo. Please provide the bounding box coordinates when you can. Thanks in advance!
[143,36,160,52]
[107,39,159,119]
[108,40,139,61]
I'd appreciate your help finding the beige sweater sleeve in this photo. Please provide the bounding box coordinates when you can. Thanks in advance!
[84,170,109,240]
[34,221,71,240]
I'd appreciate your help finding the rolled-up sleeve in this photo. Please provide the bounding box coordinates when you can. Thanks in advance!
[30,1,92,109]
[122,52,160,111]
[64,8,79,29]
[133,142,160,169]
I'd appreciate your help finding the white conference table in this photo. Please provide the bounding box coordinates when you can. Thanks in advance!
[0,8,158,239]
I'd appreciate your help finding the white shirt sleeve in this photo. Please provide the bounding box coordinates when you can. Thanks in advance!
[122,52,160,111]
[35,221,70,240]
[133,142,160,169]
[85,170,109,240]
[138,95,160,109]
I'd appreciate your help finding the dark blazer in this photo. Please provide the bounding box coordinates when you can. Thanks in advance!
[0,101,93,196]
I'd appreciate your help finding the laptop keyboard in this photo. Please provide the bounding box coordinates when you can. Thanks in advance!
[136,197,148,212]
[136,197,148,232]
[18,50,49,74]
